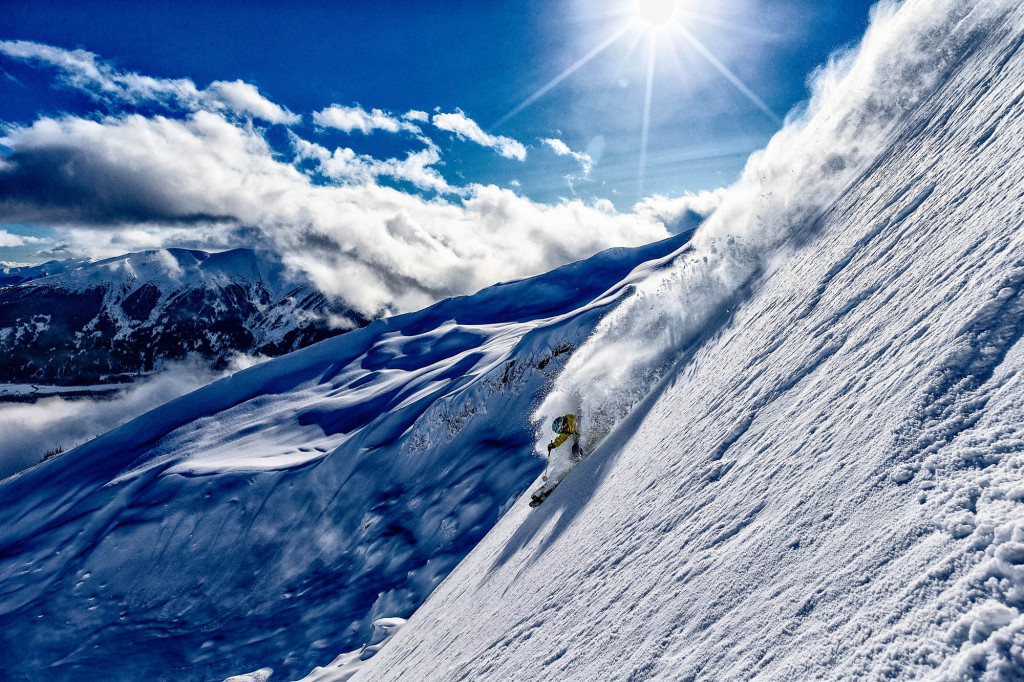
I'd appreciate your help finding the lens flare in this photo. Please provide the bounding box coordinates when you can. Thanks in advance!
[635,0,677,27]
[491,0,781,203]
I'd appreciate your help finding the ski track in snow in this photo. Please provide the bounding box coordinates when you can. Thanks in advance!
[358,1,1024,680]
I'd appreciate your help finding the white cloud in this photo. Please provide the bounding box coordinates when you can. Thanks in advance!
[204,80,300,125]
[313,104,420,135]
[431,110,527,161]
[0,111,299,226]
[0,355,269,480]
[542,138,593,176]
[634,189,728,235]
[0,40,299,124]
[0,230,47,247]
[402,110,430,123]
[292,134,454,194]
[0,111,668,316]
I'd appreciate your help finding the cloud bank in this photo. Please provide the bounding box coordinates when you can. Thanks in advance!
[0,40,724,319]
[0,109,671,315]
[0,355,269,481]
[0,230,46,247]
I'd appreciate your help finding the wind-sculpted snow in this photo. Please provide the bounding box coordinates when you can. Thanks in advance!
[0,232,688,680]
[358,0,1024,679]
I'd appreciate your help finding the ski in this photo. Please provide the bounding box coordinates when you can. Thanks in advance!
[529,486,555,508]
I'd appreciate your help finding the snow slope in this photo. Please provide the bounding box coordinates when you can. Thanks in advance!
[0,230,690,680]
[356,1,1024,680]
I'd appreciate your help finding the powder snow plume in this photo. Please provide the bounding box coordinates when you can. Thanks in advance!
[539,0,1007,449]
[361,0,1024,678]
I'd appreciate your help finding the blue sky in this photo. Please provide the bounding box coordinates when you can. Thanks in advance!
[0,0,879,311]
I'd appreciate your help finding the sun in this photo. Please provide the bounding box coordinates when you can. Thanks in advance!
[634,0,678,28]
[494,0,780,199]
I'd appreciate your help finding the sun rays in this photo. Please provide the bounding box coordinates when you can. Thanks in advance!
[491,23,633,131]
[639,33,658,198]
[493,1,782,199]
[674,23,782,126]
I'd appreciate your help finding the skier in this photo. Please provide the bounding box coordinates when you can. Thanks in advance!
[547,414,581,460]
[531,414,582,508]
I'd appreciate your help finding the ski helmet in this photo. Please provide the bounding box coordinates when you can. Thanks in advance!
[551,417,562,433]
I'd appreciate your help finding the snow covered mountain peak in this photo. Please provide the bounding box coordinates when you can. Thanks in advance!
[0,247,356,385]
[19,247,294,294]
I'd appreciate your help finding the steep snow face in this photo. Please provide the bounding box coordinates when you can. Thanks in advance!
[0,248,356,385]
[359,1,1024,680]
[0,233,689,680]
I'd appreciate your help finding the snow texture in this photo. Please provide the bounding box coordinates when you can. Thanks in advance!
[354,1,1024,680]
[6,0,1024,680]
[0,231,688,680]
[295,618,406,682]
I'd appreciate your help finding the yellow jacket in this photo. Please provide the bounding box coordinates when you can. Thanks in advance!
[548,414,580,451]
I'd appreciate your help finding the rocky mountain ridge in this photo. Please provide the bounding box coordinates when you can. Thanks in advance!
[0,248,362,385]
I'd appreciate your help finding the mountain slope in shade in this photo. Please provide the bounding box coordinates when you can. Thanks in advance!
[0,248,363,385]
[0,231,691,680]
[353,1,1024,680]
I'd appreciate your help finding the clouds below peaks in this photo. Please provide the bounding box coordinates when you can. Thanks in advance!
[0,355,267,480]
[0,109,672,315]
[0,40,724,318]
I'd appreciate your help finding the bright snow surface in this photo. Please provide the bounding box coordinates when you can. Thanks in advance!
[6,0,1024,680]
[0,226,688,679]
[352,1,1024,680]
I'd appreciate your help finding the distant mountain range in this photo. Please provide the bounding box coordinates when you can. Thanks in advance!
[0,248,364,385]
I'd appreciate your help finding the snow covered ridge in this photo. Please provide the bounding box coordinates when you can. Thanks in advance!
[0,257,81,287]
[0,231,690,680]
[292,618,406,682]
[226,618,405,682]
[354,0,1024,679]
[0,247,363,386]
